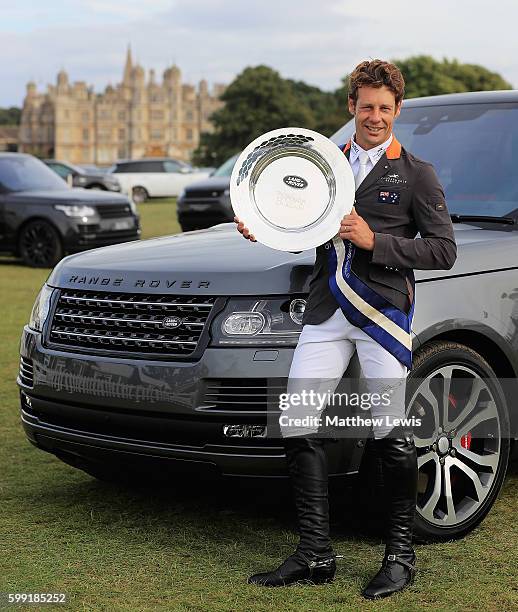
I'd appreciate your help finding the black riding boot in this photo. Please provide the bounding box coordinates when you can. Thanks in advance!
[248,436,338,587]
[362,427,418,599]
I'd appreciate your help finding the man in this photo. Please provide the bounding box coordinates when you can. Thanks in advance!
[235,59,457,599]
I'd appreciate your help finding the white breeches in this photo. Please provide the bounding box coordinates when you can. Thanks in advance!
[282,308,409,440]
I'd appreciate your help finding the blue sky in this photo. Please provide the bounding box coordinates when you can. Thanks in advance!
[1,0,516,107]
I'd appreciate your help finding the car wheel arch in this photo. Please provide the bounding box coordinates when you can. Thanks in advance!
[417,325,517,378]
[418,329,518,442]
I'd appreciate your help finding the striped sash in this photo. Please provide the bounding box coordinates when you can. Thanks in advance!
[326,236,415,369]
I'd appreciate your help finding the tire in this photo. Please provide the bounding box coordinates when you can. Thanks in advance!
[18,219,63,268]
[131,185,148,204]
[407,341,510,541]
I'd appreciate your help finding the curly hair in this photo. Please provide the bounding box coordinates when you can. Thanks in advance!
[348,60,405,105]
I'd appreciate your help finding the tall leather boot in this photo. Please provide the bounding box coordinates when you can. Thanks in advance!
[248,436,339,587]
[362,427,418,599]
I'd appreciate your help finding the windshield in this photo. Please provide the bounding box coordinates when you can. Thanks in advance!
[0,155,70,192]
[79,164,103,175]
[332,102,518,219]
[213,153,239,177]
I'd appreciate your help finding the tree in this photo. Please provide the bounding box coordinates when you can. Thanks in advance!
[193,66,314,166]
[0,106,21,125]
[287,79,349,137]
[393,56,512,98]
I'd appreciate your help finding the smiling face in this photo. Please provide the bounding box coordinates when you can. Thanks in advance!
[348,85,402,150]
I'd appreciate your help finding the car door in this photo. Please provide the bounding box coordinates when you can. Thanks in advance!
[163,160,186,196]
[135,160,168,197]
[0,169,19,250]
[0,189,7,248]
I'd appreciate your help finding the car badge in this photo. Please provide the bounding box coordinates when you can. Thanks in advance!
[162,316,183,329]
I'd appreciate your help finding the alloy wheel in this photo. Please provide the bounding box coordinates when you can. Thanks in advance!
[408,364,504,529]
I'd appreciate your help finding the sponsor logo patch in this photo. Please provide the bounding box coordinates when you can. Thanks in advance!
[379,172,407,185]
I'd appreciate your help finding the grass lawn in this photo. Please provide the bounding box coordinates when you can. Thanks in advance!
[1,198,517,611]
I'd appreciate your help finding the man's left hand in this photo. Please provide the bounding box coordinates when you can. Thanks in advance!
[339,207,375,250]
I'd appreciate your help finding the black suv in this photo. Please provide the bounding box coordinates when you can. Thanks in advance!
[177,153,238,231]
[0,153,140,267]
[44,159,121,192]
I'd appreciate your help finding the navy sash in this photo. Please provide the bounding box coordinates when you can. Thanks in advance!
[326,236,415,369]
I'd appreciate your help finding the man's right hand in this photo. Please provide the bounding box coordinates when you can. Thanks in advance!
[234,216,257,242]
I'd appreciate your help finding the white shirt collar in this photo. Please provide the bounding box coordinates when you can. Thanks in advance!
[349,133,393,165]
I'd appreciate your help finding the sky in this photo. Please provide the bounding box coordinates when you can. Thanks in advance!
[1,0,516,107]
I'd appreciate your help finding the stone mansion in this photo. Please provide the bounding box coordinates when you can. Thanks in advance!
[19,48,226,165]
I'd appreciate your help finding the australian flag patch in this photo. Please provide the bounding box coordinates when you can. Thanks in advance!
[378,190,400,204]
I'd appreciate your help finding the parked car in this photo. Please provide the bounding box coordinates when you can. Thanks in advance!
[109,158,211,203]
[44,159,121,192]
[0,153,140,267]
[18,91,518,542]
[177,153,238,231]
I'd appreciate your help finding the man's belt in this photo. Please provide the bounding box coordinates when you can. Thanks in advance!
[326,236,414,369]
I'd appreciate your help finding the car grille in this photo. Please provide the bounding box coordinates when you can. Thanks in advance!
[202,379,286,412]
[19,357,34,387]
[48,290,216,357]
[184,189,224,199]
[96,204,133,218]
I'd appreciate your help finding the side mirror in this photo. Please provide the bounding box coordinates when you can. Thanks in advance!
[180,166,190,174]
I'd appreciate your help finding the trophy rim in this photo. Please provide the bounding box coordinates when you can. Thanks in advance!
[230,127,354,251]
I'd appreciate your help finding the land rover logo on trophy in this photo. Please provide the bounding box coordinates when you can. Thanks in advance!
[283,175,308,190]
[162,316,182,329]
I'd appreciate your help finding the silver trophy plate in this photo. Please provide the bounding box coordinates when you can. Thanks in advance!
[230,127,355,251]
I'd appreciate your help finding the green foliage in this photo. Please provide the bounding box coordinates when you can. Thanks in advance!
[0,106,21,125]
[393,56,512,99]
[287,79,349,137]
[193,56,512,166]
[193,66,321,166]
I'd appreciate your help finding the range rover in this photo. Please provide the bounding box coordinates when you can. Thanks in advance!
[18,91,518,541]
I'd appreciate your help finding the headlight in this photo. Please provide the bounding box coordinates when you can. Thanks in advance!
[29,284,54,332]
[128,199,138,215]
[77,176,88,184]
[178,189,186,200]
[211,297,306,346]
[222,188,231,206]
[54,204,96,218]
